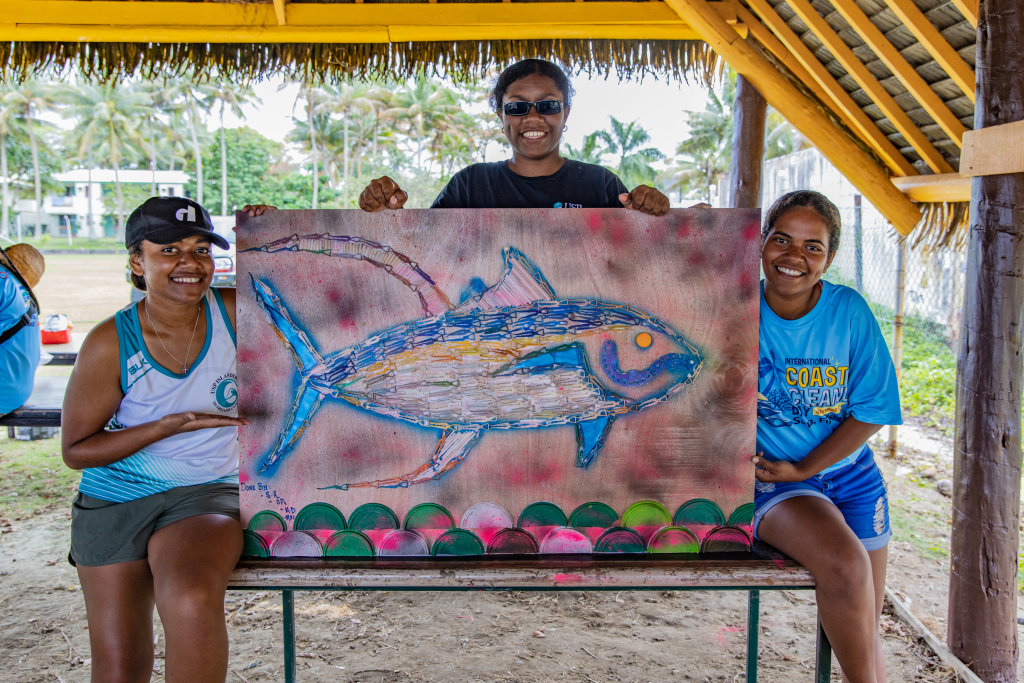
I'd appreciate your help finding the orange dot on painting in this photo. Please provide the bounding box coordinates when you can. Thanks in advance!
[636,333,653,349]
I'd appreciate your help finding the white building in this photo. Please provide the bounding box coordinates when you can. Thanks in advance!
[8,169,188,238]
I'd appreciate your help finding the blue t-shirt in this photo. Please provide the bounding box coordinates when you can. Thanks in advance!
[0,265,40,414]
[757,280,902,475]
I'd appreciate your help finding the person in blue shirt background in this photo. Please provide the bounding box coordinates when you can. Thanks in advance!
[751,190,901,683]
[0,243,44,416]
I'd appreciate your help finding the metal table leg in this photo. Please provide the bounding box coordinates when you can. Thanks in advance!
[746,589,760,682]
[283,589,297,683]
[814,615,832,683]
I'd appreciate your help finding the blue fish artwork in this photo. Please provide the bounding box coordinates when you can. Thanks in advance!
[246,233,705,490]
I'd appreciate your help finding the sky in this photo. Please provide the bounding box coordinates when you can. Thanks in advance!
[222,73,712,166]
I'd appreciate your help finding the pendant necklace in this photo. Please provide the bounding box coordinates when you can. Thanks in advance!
[145,299,202,373]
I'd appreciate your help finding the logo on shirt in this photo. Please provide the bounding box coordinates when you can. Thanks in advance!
[553,201,582,209]
[211,373,238,412]
[757,350,848,428]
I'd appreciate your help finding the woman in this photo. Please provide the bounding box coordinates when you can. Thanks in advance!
[61,197,270,682]
[751,191,901,683]
[0,243,44,416]
[359,58,670,215]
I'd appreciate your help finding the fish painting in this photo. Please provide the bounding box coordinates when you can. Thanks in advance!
[247,233,705,490]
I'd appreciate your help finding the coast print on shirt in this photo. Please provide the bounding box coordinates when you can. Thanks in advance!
[757,347,849,429]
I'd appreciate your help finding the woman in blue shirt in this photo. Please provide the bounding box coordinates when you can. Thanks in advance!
[752,190,901,683]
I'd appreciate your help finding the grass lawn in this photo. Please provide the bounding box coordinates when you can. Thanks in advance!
[0,430,78,523]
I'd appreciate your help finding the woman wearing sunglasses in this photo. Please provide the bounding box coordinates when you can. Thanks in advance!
[359,59,670,216]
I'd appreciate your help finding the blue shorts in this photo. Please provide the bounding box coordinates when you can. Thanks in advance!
[752,447,891,551]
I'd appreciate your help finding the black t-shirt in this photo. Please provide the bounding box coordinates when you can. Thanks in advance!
[430,160,628,209]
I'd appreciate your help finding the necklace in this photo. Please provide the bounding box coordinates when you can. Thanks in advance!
[145,298,202,373]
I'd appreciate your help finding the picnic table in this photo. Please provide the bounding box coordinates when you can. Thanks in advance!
[42,332,86,366]
[2,367,832,683]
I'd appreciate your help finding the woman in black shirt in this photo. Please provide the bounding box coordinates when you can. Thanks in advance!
[359,59,670,216]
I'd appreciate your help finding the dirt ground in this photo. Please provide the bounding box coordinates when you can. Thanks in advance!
[2,423,1020,683]
[32,254,134,324]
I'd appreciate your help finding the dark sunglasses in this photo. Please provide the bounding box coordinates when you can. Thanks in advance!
[502,100,564,116]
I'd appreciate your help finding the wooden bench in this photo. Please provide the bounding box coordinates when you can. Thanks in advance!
[5,371,831,683]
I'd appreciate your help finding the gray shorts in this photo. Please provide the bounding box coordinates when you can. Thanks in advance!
[70,482,240,567]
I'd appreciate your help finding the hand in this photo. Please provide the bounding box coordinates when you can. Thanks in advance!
[240,205,276,217]
[159,412,251,436]
[620,186,670,216]
[689,202,712,209]
[360,176,408,212]
[751,453,807,483]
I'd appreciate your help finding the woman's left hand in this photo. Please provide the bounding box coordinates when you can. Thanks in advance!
[751,453,807,483]
[240,204,277,217]
[620,186,670,216]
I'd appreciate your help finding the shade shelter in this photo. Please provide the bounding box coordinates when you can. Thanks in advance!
[2,0,1019,679]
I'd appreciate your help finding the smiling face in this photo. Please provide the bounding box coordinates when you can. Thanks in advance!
[499,72,570,164]
[761,206,836,316]
[130,235,214,305]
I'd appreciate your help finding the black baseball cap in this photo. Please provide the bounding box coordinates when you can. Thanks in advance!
[125,197,229,250]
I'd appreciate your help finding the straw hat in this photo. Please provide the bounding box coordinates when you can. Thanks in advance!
[3,243,45,289]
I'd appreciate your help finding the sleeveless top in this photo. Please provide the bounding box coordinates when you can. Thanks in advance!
[78,288,240,503]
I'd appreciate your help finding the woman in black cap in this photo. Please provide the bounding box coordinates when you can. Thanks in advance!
[359,58,671,215]
[61,197,270,682]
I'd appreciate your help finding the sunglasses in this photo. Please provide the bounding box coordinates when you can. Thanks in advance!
[502,100,564,116]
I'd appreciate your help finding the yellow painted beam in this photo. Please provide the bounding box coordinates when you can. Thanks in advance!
[0,1,749,43]
[741,0,916,176]
[0,1,736,28]
[661,0,922,234]
[783,0,954,174]
[882,0,975,102]
[892,172,970,201]
[828,0,967,144]
[273,0,287,27]
[948,0,977,26]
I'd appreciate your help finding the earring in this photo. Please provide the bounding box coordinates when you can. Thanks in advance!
[562,125,568,132]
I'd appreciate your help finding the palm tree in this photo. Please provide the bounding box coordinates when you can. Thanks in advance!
[764,107,810,160]
[161,77,215,205]
[0,85,23,238]
[61,80,153,241]
[563,132,608,166]
[382,77,461,171]
[290,82,325,209]
[664,82,734,203]
[2,80,56,237]
[203,80,261,215]
[595,117,664,188]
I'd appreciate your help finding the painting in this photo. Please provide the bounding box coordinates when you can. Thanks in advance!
[236,208,761,559]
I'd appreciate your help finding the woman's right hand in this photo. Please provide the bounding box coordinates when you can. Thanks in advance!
[359,177,409,212]
[159,412,251,436]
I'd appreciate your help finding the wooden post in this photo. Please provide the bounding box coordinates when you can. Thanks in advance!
[947,0,1024,677]
[727,75,766,209]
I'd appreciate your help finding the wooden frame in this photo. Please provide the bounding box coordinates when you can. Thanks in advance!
[739,0,917,177]
[0,0,748,42]
[827,0,967,145]
[882,0,975,102]
[781,0,954,174]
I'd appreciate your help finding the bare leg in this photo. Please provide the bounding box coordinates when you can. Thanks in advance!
[148,514,243,683]
[757,497,879,683]
[77,559,156,683]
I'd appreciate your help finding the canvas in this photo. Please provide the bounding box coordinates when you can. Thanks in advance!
[236,208,761,559]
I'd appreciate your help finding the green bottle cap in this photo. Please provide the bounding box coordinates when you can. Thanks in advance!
[324,530,374,557]
[673,499,726,527]
[294,502,347,531]
[241,530,270,558]
[621,500,672,528]
[348,503,400,531]
[403,503,456,531]
[247,510,286,533]
[648,526,700,554]
[432,529,485,556]
[594,527,647,553]
[700,526,752,553]
[568,502,619,529]
[517,501,568,528]
[727,503,755,527]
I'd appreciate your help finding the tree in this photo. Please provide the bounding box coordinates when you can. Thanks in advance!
[382,77,462,172]
[160,77,215,205]
[61,80,153,241]
[202,80,261,216]
[764,107,811,160]
[188,127,281,210]
[594,117,664,189]
[663,79,734,203]
[2,80,58,237]
[563,132,608,166]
